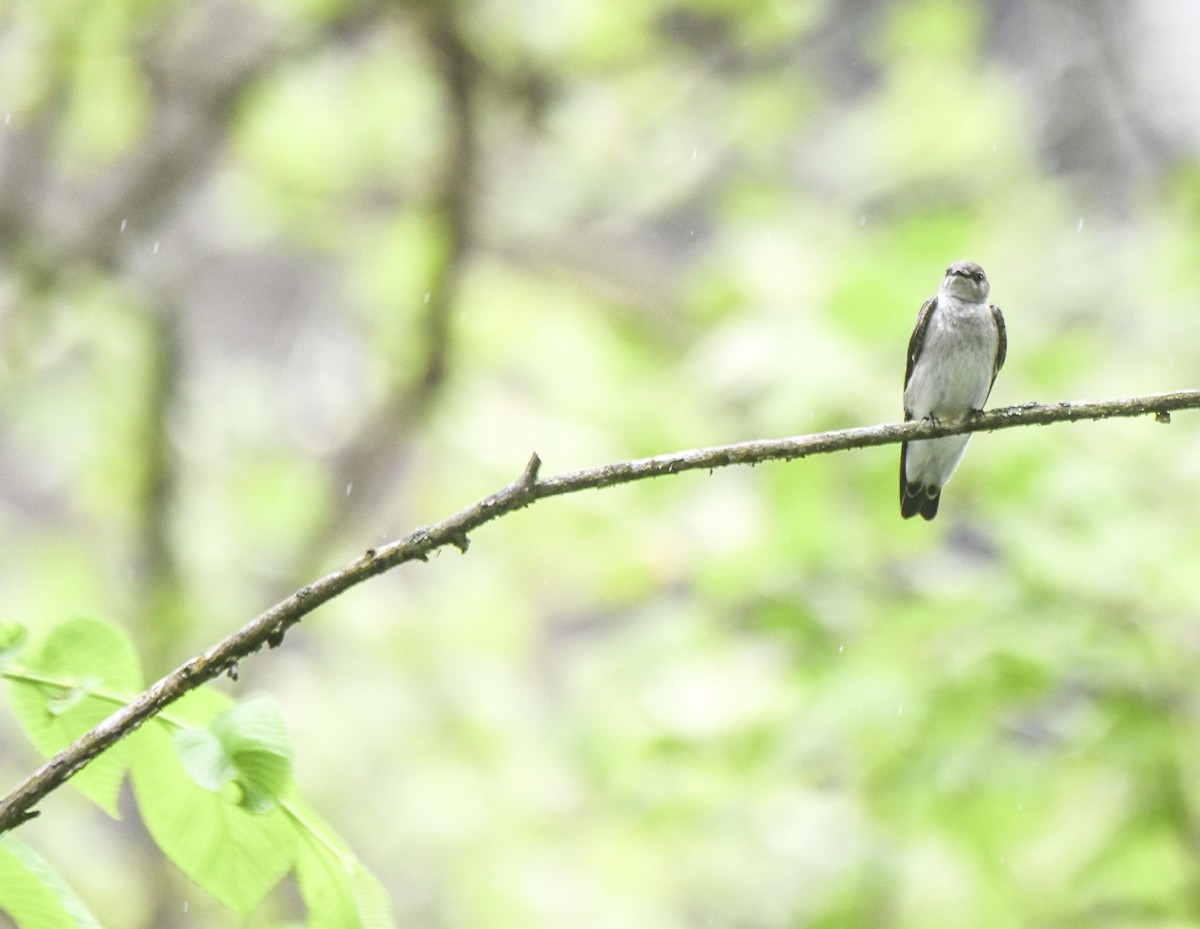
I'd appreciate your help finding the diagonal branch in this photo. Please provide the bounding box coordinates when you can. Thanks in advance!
[2,388,1199,834]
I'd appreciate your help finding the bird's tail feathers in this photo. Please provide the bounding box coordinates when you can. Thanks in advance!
[900,483,941,521]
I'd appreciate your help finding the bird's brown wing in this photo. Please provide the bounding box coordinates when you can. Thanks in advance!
[903,297,938,416]
[900,296,938,517]
[985,303,1006,400]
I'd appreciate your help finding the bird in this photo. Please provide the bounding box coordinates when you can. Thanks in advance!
[900,260,1006,520]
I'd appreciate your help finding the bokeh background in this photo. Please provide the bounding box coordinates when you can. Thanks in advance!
[4,0,1200,926]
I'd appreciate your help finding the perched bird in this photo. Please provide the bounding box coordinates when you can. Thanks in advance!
[900,260,1006,520]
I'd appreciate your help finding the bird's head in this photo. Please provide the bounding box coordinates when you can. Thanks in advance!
[940,260,990,303]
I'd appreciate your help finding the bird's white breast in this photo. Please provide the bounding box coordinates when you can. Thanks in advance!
[904,298,998,420]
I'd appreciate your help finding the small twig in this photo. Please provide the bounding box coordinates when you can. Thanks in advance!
[1,389,1198,833]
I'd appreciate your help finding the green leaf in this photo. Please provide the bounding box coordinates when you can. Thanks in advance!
[129,705,296,917]
[0,623,27,668]
[211,694,293,812]
[291,802,396,929]
[0,835,105,929]
[7,618,142,816]
[46,682,93,717]
[173,695,294,812]
[174,728,235,793]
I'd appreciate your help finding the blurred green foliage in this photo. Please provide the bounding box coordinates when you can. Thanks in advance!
[3,0,1200,926]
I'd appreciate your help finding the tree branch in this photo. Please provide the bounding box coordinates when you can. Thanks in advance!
[2,388,1198,834]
